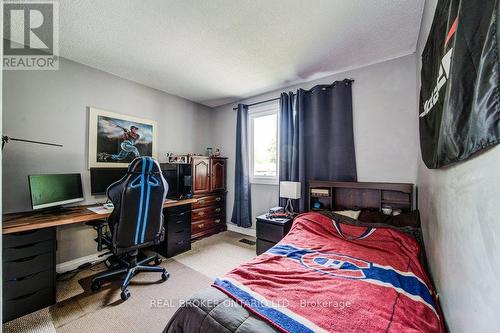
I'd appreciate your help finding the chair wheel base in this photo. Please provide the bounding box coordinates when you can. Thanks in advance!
[120,289,131,301]
[161,271,169,281]
[154,257,162,265]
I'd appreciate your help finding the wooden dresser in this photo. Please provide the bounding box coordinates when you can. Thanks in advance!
[191,156,227,240]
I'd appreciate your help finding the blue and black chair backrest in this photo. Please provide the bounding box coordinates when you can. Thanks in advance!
[106,157,168,254]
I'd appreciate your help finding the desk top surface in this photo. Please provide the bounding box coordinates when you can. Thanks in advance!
[2,198,198,234]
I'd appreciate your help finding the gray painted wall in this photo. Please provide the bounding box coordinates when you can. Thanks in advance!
[2,57,213,263]
[416,1,500,332]
[212,54,419,235]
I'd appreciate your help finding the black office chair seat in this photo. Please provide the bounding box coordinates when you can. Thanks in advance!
[90,157,169,301]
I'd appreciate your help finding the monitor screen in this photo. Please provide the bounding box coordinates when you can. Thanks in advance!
[29,173,84,210]
[90,168,127,195]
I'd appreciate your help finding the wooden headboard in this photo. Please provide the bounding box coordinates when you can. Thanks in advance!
[308,181,414,212]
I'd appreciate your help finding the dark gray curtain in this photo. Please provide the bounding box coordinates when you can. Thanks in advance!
[231,104,252,227]
[279,92,299,208]
[279,79,357,212]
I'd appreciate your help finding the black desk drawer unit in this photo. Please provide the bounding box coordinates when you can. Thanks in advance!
[2,228,56,323]
[155,204,192,258]
[256,214,293,255]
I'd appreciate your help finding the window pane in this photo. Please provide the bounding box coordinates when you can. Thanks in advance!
[253,114,277,177]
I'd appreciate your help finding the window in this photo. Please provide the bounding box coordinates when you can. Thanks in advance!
[248,101,279,184]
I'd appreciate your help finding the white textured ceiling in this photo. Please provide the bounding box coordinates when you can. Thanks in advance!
[57,0,424,107]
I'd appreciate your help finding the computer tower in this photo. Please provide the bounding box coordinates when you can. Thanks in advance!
[160,163,192,199]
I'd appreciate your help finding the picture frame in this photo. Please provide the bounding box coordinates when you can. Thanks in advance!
[88,107,158,168]
[166,153,189,164]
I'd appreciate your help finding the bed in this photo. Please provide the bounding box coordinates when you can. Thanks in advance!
[164,182,444,333]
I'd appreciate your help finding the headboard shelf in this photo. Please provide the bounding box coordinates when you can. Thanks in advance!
[308,181,413,212]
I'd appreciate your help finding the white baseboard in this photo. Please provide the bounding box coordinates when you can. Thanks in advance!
[56,252,111,274]
[227,223,256,237]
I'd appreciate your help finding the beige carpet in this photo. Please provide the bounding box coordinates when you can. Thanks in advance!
[3,231,256,333]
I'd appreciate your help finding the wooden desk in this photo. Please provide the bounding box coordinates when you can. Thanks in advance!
[2,198,198,234]
[2,198,197,322]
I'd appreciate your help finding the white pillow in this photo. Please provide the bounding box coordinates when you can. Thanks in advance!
[334,210,361,220]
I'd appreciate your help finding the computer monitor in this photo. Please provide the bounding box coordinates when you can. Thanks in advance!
[90,168,127,195]
[29,173,84,210]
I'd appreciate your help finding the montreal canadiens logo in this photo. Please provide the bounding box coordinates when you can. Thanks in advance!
[301,252,370,279]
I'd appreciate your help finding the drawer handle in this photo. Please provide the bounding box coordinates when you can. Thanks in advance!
[175,230,184,234]
[198,199,205,204]
[12,242,39,249]
[10,290,39,301]
[215,208,221,212]
[198,211,205,216]
[198,224,205,228]
[12,230,38,236]
[175,220,184,224]
[216,197,222,201]
[12,254,38,263]
[11,271,41,282]
[215,219,221,223]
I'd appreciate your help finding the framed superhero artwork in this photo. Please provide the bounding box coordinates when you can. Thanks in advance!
[88,107,158,168]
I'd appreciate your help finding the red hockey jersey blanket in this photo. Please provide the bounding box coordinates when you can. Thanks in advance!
[213,212,443,333]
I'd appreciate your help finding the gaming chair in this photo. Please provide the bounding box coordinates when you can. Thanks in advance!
[90,156,169,301]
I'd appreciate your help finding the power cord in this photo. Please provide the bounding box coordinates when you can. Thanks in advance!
[56,260,103,281]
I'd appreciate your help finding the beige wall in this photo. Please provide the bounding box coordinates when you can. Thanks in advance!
[2,57,213,263]
[416,1,500,332]
[212,54,419,236]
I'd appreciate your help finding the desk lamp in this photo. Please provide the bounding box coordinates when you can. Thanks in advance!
[2,135,63,150]
[280,181,301,215]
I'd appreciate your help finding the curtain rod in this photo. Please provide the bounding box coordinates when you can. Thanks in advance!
[232,79,354,110]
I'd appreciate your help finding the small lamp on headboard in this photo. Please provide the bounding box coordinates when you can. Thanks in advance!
[280,181,301,215]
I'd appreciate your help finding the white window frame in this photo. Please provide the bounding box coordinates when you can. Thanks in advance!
[248,100,279,185]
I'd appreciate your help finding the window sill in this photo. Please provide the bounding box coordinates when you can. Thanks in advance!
[250,178,279,186]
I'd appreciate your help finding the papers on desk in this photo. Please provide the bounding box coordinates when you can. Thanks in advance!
[165,199,178,204]
[87,206,113,214]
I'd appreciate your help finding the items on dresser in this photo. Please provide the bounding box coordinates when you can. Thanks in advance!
[268,206,285,214]
[155,204,192,257]
[2,228,56,322]
[256,214,293,255]
[191,156,227,240]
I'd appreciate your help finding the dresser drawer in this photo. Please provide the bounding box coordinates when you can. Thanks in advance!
[256,239,276,255]
[166,230,191,257]
[167,215,190,234]
[164,204,191,217]
[192,205,224,221]
[192,216,224,234]
[3,269,53,300]
[3,240,54,261]
[193,194,224,209]
[3,252,54,281]
[3,287,54,323]
[256,219,292,243]
[3,228,55,248]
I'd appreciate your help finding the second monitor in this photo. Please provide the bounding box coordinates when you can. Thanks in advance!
[90,168,127,195]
